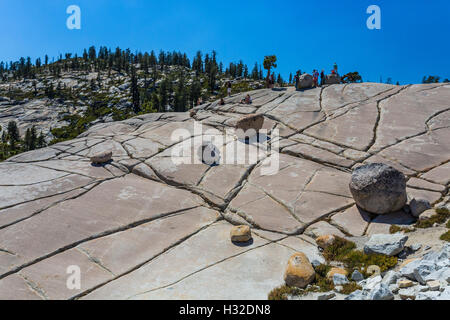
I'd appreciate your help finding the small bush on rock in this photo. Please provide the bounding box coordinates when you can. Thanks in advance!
[440,231,450,242]
[341,282,362,295]
[322,236,356,262]
[268,285,302,300]
[415,209,449,229]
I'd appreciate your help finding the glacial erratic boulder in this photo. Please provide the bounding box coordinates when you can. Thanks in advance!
[297,73,314,89]
[325,74,341,85]
[90,150,112,164]
[230,225,252,242]
[349,163,407,214]
[284,252,315,288]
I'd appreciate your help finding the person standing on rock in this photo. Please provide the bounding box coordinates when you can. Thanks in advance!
[320,70,325,86]
[333,62,338,74]
[294,71,300,89]
[227,81,232,96]
[313,70,319,87]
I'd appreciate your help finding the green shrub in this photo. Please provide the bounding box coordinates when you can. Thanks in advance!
[322,236,356,262]
[341,282,362,295]
[268,285,302,300]
[389,225,415,234]
[440,231,450,242]
[415,209,449,229]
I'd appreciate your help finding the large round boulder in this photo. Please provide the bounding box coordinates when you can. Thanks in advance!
[349,163,407,214]
[297,73,314,89]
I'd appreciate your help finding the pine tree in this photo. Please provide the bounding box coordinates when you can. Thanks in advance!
[130,66,140,113]
[7,121,20,149]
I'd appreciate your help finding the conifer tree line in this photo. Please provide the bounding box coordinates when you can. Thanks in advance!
[0,46,274,116]
[0,46,266,84]
[0,122,46,161]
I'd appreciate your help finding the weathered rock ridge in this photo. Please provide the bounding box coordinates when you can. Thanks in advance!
[0,83,449,300]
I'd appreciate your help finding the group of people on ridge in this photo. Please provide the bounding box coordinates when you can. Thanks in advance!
[293,63,339,89]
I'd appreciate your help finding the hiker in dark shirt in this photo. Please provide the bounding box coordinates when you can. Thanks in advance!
[320,70,325,86]
[294,71,300,89]
[227,81,232,96]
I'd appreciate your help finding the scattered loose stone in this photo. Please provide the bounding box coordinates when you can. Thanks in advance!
[398,288,416,300]
[284,252,316,289]
[416,291,441,300]
[409,198,432,218]
[427,280,440,291]
[315,234,336,249]
[366,265,381,276]
[364,275,382,291]
[389,284,399,294]
[351,270,364,282]
[409,244,422,252]
[326,267,348,280]
[90,150,112,164]
[345,290,368,300]
[398,279,414,288]
[230,225,252,243]
[316,292,336,300]
[418,209,436,221]
[382,270,400,286]
[349,163,407,215]
[364,233,408,256]
[333,273,349,286]
[369,283,394,300]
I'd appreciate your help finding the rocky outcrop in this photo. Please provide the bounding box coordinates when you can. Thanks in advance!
[0,83,449,300]
[324,74,341,85]
[350,163,407,214]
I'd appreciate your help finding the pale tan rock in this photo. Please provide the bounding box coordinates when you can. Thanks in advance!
[366,265,381,276]
[284,252,315,288]
[399,258,419,268]
[427,280,440,291]
[315,234,336,249]
[90,150,112,164]
[326,267,348,280]
[419,209,437,221]
[230,225,252,242]
[398,279,414,288]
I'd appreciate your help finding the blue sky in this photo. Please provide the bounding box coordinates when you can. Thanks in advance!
[1,0,449,84]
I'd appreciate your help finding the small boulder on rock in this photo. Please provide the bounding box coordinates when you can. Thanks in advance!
[315,234,336,249]
[349,163,407,214]
[230,225,252,243]
[409,198,431,217]
[326,267,348,280]
[364,233,408,256]
[284,252,316,288]
[90,150,112,164]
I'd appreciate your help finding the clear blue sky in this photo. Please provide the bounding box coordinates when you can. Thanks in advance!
[1,0,449,84]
